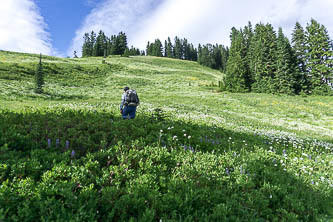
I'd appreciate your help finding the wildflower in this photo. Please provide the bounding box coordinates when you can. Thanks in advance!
[225,168,230,175]
[160,129,163,133]
[47,138,51,148]
[71,150,75,158]
[66,140,69,149]
[56,138,60,148]
[188,136,191,139]
[184,134,187,137]
[189,146,194,152]
[173,135,177,140]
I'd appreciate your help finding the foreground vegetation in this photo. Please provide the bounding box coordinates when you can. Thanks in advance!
[0,50,332,221]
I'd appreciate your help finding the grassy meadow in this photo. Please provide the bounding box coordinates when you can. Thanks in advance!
[0,50,332,221]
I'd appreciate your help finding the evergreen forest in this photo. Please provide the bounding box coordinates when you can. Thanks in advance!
[81,19,333,96]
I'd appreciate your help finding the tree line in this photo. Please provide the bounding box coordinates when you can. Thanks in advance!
[80,18,332,95]
[81,30,143,57]
[146,37,229,72]
[81,32,229,72]
[224,19,333,95]
[147,37,198,61]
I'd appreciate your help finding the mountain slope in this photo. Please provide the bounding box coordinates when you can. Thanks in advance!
[0,50,332,221]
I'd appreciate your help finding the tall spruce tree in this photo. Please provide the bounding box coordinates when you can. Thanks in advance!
[224,28,249,92]
[167,37,173,58]
[190,44,198,61]
[117,32,128,55]
[305,18,333,95]
[275,27,298,94]
[221,45,229,73]
[291,22,309,93]
[110,35,117,55]
[154,39,163,57]
[250,23,277,93]
[93,30,105,56]
[82,33,91,57]
[89,31,96,56]
[243,22,254,87]
[146,41,151,55]
[183,38,190,60]
[212,44,222,70]
[164,40,168,57]
[174,36,183,59]
[35,53,44,94]
[198,44,215,68]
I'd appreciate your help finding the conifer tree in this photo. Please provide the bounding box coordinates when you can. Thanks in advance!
[250,23,277,93]
[146,41,151,55]
[190,44,198,61]
[183,38,190,60]
[154,39,163,57]
[291,22,309,93]
[82,33,91,57]
[221,45,229,73]
[122,48,130,57]
[35,53,44,94]
[106,37,112,56]
[305,18,333,95]
[275,27,298,94]
[198,44,216,69]
[93,30,105,56]
[117,32,128,55]
[243,22,254,85]
[197,44,202,63]
[164,40,168,57]
[167,37,173,58]
[89,31,96,56]
[174,36,183,59]
[224,28,249,92]
[212,44,222,70]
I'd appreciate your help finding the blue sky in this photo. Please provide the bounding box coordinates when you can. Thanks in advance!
[0,0,332,57]
[36,0,103,56]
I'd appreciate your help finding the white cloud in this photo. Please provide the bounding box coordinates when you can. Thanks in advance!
[67,0,158,56]
[70,0,333,55]
[135,0,333,48]
[0,0,54,55]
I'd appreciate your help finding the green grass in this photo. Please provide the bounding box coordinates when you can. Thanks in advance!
[0,50,332,221]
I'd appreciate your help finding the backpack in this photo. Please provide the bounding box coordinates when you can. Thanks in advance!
[125,89,140,106]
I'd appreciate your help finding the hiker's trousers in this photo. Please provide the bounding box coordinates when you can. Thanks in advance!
[122,106,136,119]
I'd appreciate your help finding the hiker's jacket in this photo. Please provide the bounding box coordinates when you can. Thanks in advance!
[120,92,126,110]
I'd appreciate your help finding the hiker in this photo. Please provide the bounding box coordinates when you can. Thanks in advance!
[120,86,140,119]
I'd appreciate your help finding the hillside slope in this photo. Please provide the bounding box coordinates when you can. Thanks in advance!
[0,50,332,221]
[0,50,332,142]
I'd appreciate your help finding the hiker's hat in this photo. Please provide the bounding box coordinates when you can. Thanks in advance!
[124,86,129,91]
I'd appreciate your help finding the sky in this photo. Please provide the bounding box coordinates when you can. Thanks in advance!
[0,0,333,57]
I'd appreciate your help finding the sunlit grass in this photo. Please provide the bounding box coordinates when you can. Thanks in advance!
[0,50,332,220]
